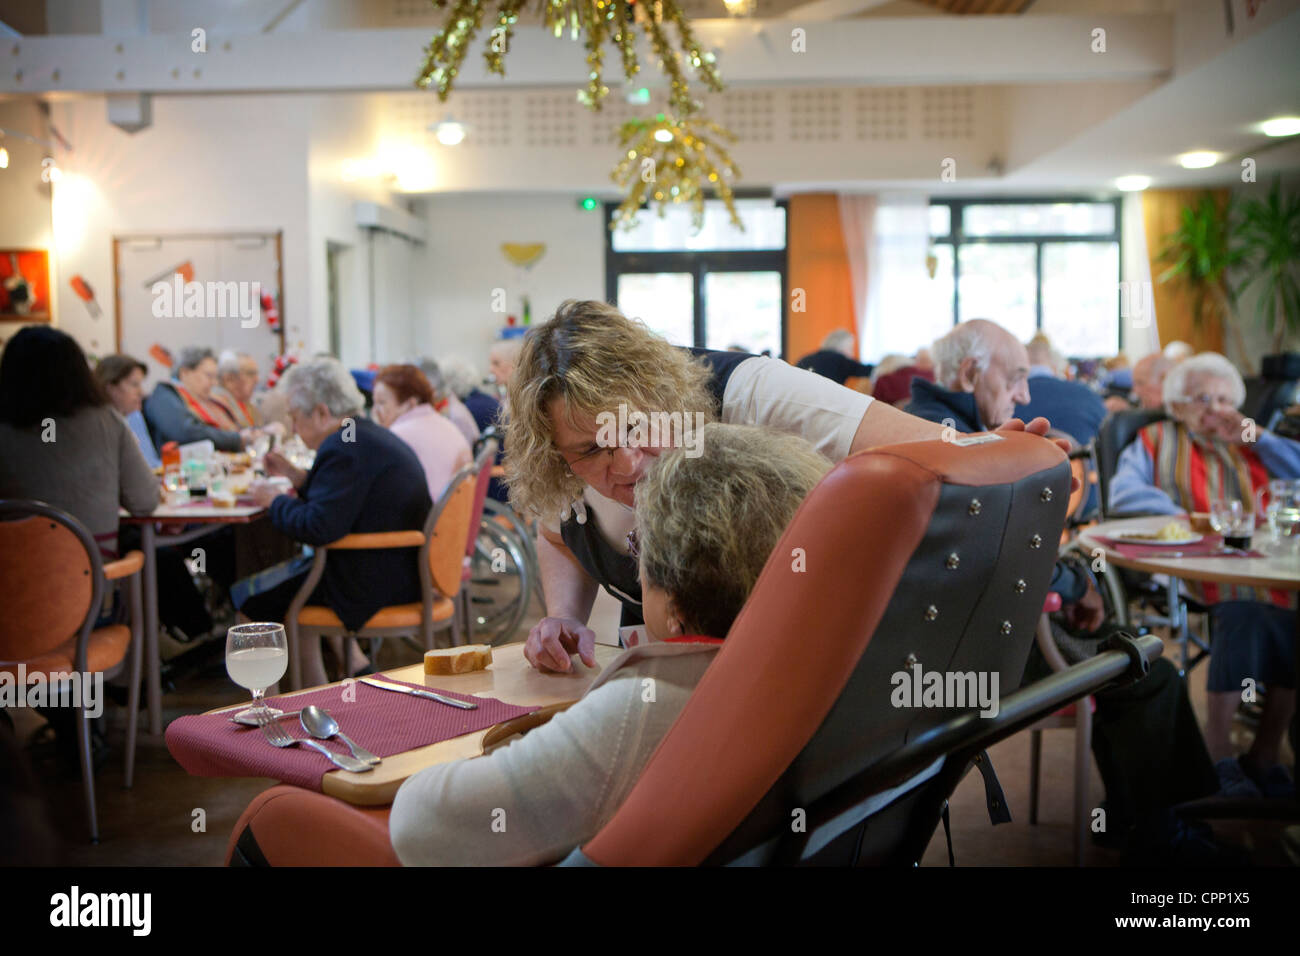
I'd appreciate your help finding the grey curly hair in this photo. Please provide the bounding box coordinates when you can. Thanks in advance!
[283,356,365,418]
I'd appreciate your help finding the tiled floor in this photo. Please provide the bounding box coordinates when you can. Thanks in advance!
[8,593,1294,867]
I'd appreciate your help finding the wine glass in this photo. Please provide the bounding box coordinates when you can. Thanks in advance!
[1210,496,1253,548]
[225,622,288,721]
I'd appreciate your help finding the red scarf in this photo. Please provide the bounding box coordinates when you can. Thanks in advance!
[170,381,227,429]
[211,391,255,428]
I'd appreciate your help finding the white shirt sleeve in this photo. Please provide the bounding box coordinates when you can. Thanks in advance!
[722,357,873,462]
[388,651,712,866]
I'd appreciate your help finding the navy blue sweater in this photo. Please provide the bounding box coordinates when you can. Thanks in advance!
[270,417,432,631]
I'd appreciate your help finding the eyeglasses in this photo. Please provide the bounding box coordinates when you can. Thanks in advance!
[1178,393,1237,410]
[561,445,615,471]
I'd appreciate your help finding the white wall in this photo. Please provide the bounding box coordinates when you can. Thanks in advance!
[412,193,605,371]
[46,94,312,371]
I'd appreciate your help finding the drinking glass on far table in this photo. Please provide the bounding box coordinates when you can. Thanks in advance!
[1209,497,1254,549]
[1266,479,1300,546]
[226,623,288,720]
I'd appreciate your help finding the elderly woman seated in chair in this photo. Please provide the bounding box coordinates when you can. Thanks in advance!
[236,357,432,686]
[1110,351,1300,798]
[388,423,830,866]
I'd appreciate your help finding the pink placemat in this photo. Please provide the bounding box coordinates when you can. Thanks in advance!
[1095,534,1265,560]
[165,674,539,791]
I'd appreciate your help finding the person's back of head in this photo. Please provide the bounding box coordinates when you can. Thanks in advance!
[820,329,856,357]
[0,326,106,428]
[635,423,830,640]
[931,319,1005,390]
[438,356,482,400]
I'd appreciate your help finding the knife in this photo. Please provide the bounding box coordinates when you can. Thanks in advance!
[360,676,478,710]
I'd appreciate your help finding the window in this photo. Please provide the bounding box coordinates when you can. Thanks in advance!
[606,198,788,358]
[927,198,1122,356]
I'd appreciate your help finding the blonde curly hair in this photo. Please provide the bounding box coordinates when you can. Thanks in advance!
[504,300,717,520]
[635,423,831,638]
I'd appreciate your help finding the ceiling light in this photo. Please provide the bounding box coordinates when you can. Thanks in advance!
[1115,175,1151,192]
[1260,116,1300,137]
[0,147,8,169]
[433,119,466,147]
[1178,151,1218,169]
[723,0,756,14]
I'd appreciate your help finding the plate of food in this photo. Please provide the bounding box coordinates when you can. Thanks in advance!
[1110,521,1203,546]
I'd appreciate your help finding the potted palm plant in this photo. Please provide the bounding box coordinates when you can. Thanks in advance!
[1235,177,1300,356]
[1156,192,1254,375]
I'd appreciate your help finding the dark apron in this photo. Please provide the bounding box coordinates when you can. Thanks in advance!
[559,348,754,625]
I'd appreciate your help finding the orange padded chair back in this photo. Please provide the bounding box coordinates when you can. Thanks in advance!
[0,502,100,664]
[579,432,1069,866]
[426,469,476,598]
[225,785,400,867]
[465,440,498,560]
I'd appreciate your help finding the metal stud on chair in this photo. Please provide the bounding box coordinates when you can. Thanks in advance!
[968,498,982,515]
[924,605,938,621]
[945,553,960,570]
[1029,533,1042,549]
[1040,487,1054,502]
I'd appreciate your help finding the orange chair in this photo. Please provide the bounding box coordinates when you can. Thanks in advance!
[0,499,145,843]
[283,468,477,689]
[225,785,400,866]
[456,440,498,643]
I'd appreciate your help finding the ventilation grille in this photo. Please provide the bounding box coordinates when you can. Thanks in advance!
[855,88,908,141]
[789,89,842,143]
[921,87,975,140]
[719,89,775,143]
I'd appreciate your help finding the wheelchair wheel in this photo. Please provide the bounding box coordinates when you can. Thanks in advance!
[465,518,533,645]
[482,499,545,607]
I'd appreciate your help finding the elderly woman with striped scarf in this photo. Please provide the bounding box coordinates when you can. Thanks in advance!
[1110,352,1300,798]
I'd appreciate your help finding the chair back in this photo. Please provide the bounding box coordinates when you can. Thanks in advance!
[465,439,499,560]
[575,431,1070,866]
[1095,407,1166,517]
[0,499,104,670]
[423,468,477,598]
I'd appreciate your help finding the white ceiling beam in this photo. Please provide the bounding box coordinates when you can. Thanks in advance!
[778,0,898,21]
[0,14,1172,95]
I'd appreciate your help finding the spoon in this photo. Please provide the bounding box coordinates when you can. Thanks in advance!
[300,705,381,766]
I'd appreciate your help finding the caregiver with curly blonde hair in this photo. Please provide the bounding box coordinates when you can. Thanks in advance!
[505,300,1060,674]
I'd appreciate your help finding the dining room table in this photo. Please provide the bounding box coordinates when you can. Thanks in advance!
[1078,514,1300,792]
[188,640,625,806]
[121,498,268,734]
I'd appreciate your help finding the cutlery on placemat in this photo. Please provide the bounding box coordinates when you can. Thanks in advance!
[229,708,303,726]
[359,676,478,710]
[301,705,380,766]
[257,714,372,773]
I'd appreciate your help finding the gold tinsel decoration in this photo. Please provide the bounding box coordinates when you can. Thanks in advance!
[416,0,723,117]
[611,112,741,231]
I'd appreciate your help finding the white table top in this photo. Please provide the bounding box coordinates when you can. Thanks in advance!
[1081,515,1300,592]
[121,499,266,522]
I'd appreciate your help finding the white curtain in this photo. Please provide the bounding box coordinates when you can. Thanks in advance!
[1121,193,1161,358]
[837,193,875,356]
[840,192,936,361]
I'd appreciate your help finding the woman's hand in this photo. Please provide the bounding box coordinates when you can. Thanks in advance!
[248,481,286,509]
[264,450,307,489]
[524,616,598,673]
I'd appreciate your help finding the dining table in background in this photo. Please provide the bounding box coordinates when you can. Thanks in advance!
[121,500,268,734]
[1079,514,1300,755]
[203,641,625,805]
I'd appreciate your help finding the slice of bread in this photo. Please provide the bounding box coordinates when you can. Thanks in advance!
[424,644,493,675]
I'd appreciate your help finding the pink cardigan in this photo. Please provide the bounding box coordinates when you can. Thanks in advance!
[388,403,473,500]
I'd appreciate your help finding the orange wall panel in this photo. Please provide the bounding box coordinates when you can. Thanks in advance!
[786,194,858,362]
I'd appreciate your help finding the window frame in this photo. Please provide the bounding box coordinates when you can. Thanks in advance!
[928,195,1124,356]
[603,194,790,358]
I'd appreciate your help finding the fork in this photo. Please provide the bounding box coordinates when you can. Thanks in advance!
[258,714,372,773]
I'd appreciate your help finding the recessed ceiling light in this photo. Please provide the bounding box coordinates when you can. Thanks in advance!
[1260,116,1300,137]
[433,119,466,147]
[1116,175,1151,192]
[1178,151,1218,169]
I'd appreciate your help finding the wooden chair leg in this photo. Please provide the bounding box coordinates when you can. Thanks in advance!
[286,617,302,690]
[1074,701,1093,867]
[124,573,143,790]
[1028,729,1042,825]
[77,702,99,844]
